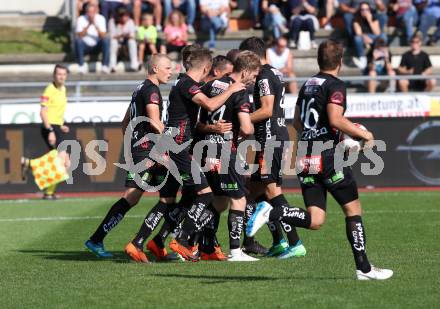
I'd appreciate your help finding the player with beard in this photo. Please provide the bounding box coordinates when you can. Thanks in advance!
[247,40,393,280]
[165,47,246,261]
[197,51,261,261]
[239,37,306,259]
[84,54,173,260]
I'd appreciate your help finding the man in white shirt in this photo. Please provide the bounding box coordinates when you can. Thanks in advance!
[200,0,230,48]
[75,3,111,74]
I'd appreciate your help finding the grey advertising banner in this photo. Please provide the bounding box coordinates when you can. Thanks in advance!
[1,118,439,194]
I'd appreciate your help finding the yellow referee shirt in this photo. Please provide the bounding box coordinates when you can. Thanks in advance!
[40,83,67,126]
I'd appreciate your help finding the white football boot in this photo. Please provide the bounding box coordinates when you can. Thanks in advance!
[228,248,259,262]
[356,265,394,280]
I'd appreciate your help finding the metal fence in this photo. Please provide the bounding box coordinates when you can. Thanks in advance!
[0,74,439,104]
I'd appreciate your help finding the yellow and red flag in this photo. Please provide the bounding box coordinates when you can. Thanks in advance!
[30,150,69,190]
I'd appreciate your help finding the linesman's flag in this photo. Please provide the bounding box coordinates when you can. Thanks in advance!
[30,150,69,190]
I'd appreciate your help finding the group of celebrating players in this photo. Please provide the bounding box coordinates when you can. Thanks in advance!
[84,37,393,280]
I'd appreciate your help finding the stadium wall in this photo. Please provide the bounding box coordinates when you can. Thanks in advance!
[0,0,66,16]
[1,118,439,194]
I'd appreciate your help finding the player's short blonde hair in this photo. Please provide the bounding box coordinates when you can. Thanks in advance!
[146,54,170,74]
[233,51,261,73]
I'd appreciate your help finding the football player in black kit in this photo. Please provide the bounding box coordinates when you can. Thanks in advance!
[165,48,246,261]
[247,40,393,280]
[239,37,306,259]
[197,51,261,261]
[84,54,173,261]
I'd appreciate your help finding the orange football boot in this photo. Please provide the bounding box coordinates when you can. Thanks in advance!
[169,239,199,262]
[201,245,227,261]
[125,242,150,263]
[147,239,168,261]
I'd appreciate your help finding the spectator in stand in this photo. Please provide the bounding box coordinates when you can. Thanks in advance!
[288,0,319,49]
[133,0,163,31]
[137,13,165,66]
[101,0,131,21]
[317,0,336,30]
[398,33,437,92]
[163,0,196,33]
[200,0,230,48]
[77,0,99,16]
[109,7,139,72]
[352,2,386,69]
[388,0,418,45]
[266,36,298,93]
[339,0,387,38]
[75,3,110,74]
[252,0,263,29]
[365,38,395,93]
[164,10,189,55]
[262,0,289,39]
[418,0,440,45]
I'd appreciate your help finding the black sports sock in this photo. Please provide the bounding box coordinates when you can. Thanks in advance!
[267,221,284,245]
[269,195,311,229]
[153,202,185,248]
[90,198,131,243]
[346,216,371,273]
[201,208,220,253]
[228,209,245,250]
[132,201,168,248]
[280,221,300,246]
[178,192,213,244]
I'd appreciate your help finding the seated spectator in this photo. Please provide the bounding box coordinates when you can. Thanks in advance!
[77,0,98,16]
[339,0,387,39]
[133,0,163,30]
[288,0,319,49]
[200,0,230,49]
[137,13,165,66]
[101,0,130,21]
[109,7,139,72]
[262,0,289,39]
[163,0,196,33]
[164,10,188,55]
[398,34,437,92]
[266,36,298,93]
[418,0,440,45]
[204,55,234,82]
[365,38,395,93]
[75,3,110,74]
[352,2,386,69]
[388,0,418,45]
[317,0,336,29]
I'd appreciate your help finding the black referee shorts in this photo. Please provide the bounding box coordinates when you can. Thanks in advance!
[41,125,67,150]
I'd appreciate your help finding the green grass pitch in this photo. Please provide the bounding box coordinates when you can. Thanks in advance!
[0,192,439,308]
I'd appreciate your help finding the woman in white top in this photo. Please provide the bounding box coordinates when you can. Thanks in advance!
[266,36,298,93]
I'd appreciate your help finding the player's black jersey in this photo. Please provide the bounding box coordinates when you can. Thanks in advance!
[253,64,289,144]
[199,76,251,152]
[128,78,163,153]
[166,73,202,144]
[296,72,347,144]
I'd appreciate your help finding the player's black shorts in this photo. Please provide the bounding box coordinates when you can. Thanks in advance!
[125,152,180,196]
[251,141,287,186]
[169,146,210,193]
[41,125,66,150]
[205,153,247,199]
[297,148,359,211]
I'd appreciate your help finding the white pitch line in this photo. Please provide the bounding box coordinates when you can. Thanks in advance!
[0,209,439,223]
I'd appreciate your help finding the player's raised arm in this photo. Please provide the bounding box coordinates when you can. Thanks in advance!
[192,82,245,112]
[196,120,233,134]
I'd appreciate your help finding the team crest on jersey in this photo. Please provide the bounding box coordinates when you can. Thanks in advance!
[212,80,229,90]
[330,91,344,105]
[258,79,271,96]
[150,92,160,104]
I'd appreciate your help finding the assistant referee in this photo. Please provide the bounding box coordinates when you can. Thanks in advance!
[39,64,71,199]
